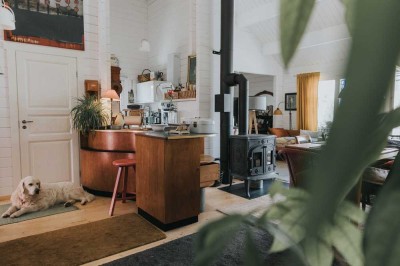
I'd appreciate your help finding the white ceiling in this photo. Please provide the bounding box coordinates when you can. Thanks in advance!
[235,0,351,68]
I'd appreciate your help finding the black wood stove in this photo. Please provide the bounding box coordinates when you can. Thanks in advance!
[230,135,277,197]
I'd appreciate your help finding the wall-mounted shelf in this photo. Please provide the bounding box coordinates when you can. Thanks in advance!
[163,97,197,103]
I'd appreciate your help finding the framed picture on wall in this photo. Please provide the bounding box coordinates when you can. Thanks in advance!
[4,0,84,50]
[285,93,297,111]
[187,55,196,85]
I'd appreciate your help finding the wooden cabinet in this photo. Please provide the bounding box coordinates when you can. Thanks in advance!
[136,133,203,231]
[84,80,100,99]
[111,66,122,96]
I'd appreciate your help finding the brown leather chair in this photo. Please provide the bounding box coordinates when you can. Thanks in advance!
[282,147,318,188]
[282,146,361,205]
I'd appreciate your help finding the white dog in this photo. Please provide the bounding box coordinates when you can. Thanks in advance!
[1,176,95,218]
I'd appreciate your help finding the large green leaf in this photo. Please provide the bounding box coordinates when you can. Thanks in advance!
[330,216,364,266]
[302,235,333,266]
[280,0,316,67]
[364,155,400,266]
[305,0,400,235]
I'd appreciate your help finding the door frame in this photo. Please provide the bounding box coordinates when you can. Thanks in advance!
[6,42,84,190]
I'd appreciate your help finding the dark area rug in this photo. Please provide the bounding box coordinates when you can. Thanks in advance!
[105,227,298,266]
[0,213,166,266]
[218,179,289,199]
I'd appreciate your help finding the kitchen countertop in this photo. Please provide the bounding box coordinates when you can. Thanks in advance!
[92,128,151,133]
[136,131,215,140]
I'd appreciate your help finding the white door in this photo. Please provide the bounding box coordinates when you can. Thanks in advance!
[16,51,79,184]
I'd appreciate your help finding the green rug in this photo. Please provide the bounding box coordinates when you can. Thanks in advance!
[0,203,78,226]
[0,213,166,266]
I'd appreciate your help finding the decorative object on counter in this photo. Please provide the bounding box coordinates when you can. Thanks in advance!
[84,80,100,99]
[102,89,120,128]
[183,117,215,134]
[248,96,267,134]
[167,123,191,135]
[70,95,107,136]
[110,54,119,67]
[114,113,125,127]
[139,39,150,52]
[138,69,152,83]
[150,124,168,132]
[187,55,196,85]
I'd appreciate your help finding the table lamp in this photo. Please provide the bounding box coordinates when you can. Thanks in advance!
[102,89,120,128]
[248,96,267,134]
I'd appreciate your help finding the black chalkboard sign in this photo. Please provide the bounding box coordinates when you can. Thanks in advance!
[4,0,84,50]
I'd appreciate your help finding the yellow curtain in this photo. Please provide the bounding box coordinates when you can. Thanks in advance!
[296,72,320,131]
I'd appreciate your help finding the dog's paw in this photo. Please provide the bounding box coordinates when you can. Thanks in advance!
[64,202,72,207]
[10,213,19,218]
[1,213,10,218]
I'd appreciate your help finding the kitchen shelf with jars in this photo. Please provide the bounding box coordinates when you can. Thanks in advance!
[163,83,196,102]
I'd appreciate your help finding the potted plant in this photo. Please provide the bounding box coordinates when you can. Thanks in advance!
[70,95,107,147]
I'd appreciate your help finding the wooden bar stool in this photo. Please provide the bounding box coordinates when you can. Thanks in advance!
[109,158,136,216]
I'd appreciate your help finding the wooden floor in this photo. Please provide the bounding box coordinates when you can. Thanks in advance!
[0,162,290,265]
[0,185,250,265]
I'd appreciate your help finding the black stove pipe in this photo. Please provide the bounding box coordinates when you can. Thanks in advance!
[219,0,234,184]
[225,74,248,135]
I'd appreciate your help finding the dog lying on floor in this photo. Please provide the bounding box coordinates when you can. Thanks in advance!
[1,176,95,218]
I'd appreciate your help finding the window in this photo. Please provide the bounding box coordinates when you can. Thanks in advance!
[392,67,400,135]
[317,80,336,129]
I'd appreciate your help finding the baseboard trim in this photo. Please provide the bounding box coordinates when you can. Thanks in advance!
[0,195,10,201]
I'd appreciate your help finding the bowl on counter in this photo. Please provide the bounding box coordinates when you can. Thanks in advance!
[150,124,168,132]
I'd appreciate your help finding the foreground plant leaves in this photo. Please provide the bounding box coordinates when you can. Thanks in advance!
[305,0,400,236]
[364,154,400,266]
[280,0,316,67]
[264,187,364,266]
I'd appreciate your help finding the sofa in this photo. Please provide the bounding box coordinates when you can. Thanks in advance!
[268,128,299,152]
[268,128,321,153]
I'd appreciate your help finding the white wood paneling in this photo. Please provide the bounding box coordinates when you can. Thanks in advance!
[0,0,109,196]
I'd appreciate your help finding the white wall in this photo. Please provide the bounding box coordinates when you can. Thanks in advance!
[110,0,148,110]
[0,0,109,196]
[234,28,282,77]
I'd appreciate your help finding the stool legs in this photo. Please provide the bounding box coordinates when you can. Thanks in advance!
[122,167,128,203]
[109,165,136,216]
[109,167,122,216]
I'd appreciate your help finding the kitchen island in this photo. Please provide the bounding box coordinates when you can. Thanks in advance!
[135,131,213,231]
[80,129,146,194]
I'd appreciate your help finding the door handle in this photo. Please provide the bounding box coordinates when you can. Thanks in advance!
[22,120,34,124]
